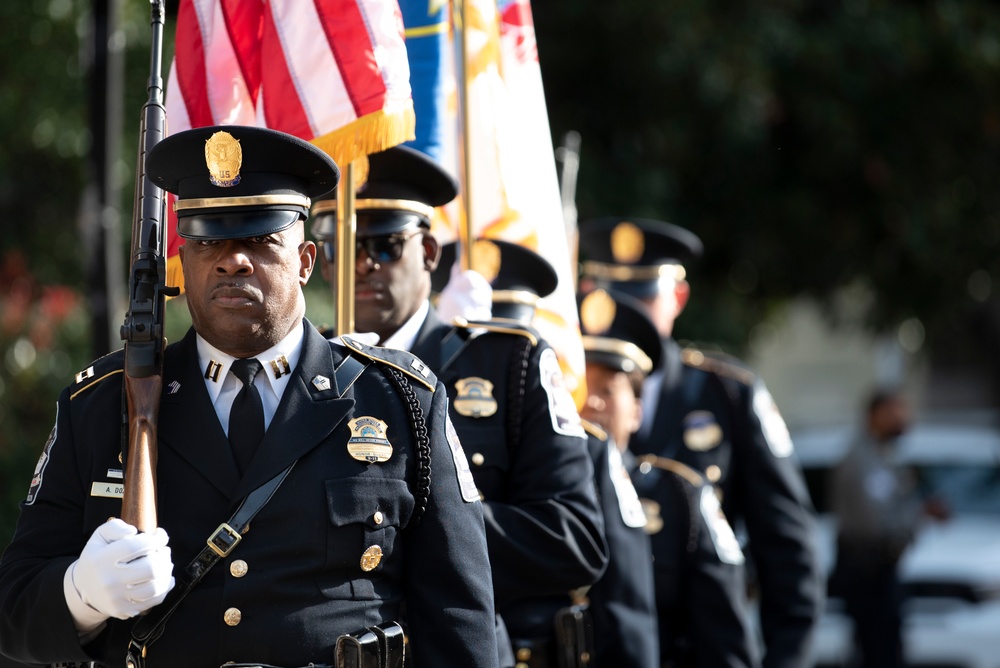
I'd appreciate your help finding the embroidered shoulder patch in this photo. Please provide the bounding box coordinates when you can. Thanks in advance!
[446,416,480,502]
[539,348,585,438]
[27,405,58,505]
[753,386,793,458]
[699,485,745,565]
[607,442,647,529]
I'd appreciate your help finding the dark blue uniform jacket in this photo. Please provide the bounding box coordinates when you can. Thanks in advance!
[0,322,498,668]
[630,340,822,668]
[410,310,607,643]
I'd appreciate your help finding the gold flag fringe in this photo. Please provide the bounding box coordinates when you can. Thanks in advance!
[311,104,417,176]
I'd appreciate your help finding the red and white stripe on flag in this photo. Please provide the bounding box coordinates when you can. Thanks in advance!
[163,0,415,291]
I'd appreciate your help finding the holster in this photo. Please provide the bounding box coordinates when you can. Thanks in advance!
[553,603,594,668]
[511,604,595,668]
[335,621,405,668]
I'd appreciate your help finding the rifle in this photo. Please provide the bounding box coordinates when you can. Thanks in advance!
[119,0,177,532]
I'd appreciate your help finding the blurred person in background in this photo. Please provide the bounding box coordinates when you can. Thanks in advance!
[829,388,922,668]
[579,287,761,667]
[578,217,822,668]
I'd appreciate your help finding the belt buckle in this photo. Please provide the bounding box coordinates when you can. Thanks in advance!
[207,522,242,557]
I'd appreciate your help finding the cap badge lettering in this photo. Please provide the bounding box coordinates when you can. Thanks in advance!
[453,377,498,418]
[347,416,393,463]
[472,239,502,283]
[683,410,723,451]
[580,289,616,334]
[205,131,242,188]
[611,221,645,264]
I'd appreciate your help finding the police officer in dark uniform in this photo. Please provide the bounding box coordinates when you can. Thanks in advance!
[576,289,660,668]
[578,287,759,668]
[310,146,608,668]
[438,239,629,668]
[0,126,499,668]
[578,218,822,668]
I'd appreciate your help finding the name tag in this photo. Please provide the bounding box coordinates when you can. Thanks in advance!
[91,482,125,499]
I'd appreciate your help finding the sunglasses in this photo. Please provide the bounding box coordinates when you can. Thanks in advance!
[319,230,422,265]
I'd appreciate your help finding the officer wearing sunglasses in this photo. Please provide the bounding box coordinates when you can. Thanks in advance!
[311,146,608,668]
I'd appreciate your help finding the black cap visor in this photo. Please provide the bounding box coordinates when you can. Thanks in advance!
[178,209,303,241]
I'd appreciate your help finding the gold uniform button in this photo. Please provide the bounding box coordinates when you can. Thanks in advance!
[373,511,384,525]
[471,452,485,466]
[223,607,242,626]
[706,465,722,483]
[516,647,532,661]
[230,559,248,578]
[360,545,383,571]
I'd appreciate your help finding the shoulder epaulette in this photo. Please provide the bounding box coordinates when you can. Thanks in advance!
[681,348,756,386]
[580,418,608,441]
[636,454,704,487]
[452,316,539,347]
[340,336,437,392]
[69,349,125,400]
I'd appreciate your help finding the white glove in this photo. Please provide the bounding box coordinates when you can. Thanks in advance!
[66,518,175,625]
[436,264,493,323]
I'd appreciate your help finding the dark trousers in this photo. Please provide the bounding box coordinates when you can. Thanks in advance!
[835,552,904,668]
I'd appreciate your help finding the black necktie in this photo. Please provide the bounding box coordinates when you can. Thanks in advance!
[229,358,264,474]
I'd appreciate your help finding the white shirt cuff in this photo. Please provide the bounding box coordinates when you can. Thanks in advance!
[63,560,108,641]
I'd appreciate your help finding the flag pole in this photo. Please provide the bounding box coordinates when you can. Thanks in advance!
[456,0,473,272]
[556,130,581,291]
[335,161,357,336]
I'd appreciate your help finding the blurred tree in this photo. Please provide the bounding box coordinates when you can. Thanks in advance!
[0,0,166,552]
[534,0,1000,368]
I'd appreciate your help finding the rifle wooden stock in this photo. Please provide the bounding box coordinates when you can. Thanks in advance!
[120,0,172,531]
[122,374,161,532]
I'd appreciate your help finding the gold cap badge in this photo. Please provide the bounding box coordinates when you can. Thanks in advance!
[453,377,499,418]
[205,131,242,188]
[472,239,502,283]
[347,416,393,463]
[611,221,645,264]
[580,289,617,335]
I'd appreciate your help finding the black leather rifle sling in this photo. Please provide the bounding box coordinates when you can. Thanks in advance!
[126,353,371,668]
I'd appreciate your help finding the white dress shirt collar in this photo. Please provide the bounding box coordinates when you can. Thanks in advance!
[196,321,305,432]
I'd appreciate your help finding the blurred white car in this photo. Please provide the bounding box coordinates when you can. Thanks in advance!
[793,417,1000,668]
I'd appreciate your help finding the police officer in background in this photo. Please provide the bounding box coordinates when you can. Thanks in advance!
[576,288,660,668]
[578,287,759,668]
[0,126,499,668]
[311,146,608,668]
[438,239,660,668]
[578,218,822,668]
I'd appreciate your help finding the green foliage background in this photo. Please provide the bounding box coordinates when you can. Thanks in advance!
[534,0,1000,353]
